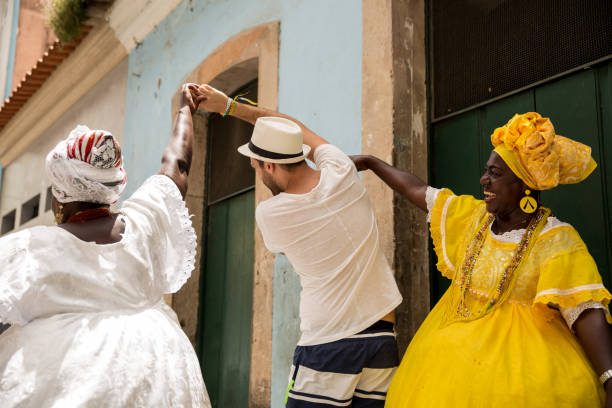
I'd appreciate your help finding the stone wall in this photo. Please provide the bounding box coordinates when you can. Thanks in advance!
[362,0,429,353]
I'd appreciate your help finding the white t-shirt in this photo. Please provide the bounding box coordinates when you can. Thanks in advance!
[256,144,402,346]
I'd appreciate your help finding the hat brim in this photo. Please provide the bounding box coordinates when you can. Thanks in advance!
[237,143,311,164]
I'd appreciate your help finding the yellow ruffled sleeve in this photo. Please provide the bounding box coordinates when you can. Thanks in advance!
[429,188,484,279]
[533,226,612,323]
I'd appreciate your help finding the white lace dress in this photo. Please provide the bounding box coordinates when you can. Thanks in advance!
[0,175,210,407]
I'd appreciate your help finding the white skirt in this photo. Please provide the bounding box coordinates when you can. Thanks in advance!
[0,301,210,407]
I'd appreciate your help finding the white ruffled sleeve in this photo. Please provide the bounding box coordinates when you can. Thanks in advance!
[0,230,33,325]
[425,186,442,223]
[120,175,197,294]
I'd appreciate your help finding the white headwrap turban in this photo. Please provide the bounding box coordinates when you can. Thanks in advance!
[45,125,127,204]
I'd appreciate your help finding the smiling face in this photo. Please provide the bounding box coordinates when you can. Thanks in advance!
[480,151,527,216]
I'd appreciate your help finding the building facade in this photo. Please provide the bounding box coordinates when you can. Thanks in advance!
[0,1,610,407]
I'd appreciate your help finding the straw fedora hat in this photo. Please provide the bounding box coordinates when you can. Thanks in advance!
[237,117,311,164]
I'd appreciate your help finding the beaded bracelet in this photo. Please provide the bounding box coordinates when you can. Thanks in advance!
[227,97,238,116]
[221,97,232,117]
[222,94,257,117]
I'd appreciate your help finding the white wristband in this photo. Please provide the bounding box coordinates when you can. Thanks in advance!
[221,97,232,116]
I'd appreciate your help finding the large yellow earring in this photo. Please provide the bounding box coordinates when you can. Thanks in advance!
[54,203,64,224]
[520,189,537,214]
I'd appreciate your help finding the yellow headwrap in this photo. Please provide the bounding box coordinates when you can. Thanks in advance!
[490,112,597,190]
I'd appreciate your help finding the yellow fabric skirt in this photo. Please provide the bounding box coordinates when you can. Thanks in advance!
[385,291,605,408]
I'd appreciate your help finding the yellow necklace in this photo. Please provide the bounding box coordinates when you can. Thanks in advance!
[455,207,549,319]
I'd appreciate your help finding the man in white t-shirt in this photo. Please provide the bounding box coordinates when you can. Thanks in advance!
[196,84,403,407]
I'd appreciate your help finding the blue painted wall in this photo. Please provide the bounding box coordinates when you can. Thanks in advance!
[271,254,302,407]
[122,1,362,406]
[4,0,20,99]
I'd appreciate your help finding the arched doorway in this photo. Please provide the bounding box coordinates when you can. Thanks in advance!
[198,80,257,407]
[169,22,279,406]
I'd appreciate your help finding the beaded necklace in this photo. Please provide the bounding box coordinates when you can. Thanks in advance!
[66,207,112,223]
[455,207,548,319]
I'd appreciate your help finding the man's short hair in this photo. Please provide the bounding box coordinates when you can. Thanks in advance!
[256,159,304,171]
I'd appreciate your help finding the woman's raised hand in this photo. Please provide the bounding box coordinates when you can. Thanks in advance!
[179,83,206,115]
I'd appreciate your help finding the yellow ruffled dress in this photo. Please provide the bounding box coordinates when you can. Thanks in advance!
[385,189,612,408]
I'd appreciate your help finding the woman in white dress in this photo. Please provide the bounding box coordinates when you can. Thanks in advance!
[0,84,211,407]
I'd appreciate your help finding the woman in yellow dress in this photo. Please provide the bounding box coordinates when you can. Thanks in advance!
[351,112,612,407]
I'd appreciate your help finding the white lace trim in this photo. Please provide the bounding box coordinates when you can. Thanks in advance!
[440,194,456,272]
[425,186,442,223]
[489,224,525,243]
[541,217,571,234]
[489,216,571,244]
[145,175,197,294]
[536,284,607,297]
[561,301,609,330]
[0,235,30,325]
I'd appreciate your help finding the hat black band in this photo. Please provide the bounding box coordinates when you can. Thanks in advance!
[248,141,304,160]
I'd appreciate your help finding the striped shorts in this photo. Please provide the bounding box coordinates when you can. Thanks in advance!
[285,320,398,407]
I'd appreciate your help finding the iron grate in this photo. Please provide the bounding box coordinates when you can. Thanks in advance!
[431,0,612,118]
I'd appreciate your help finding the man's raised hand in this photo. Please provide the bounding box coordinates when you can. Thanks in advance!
[193,84,229,114]
[180,83,206,115]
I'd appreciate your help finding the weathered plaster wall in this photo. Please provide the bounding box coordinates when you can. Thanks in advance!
[0,57,128,231]
[122,0,361,195]
[122,1,362,407]
[122,1,281,193]
[362,0,395,269]
[270,254,301,407]
[390,0,429,352]
[362,0,429,353]
[276,0,362,156]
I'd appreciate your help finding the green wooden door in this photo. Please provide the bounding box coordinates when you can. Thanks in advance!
[199,189,254,407]
[196,81,257,407]
[430,60,612,300]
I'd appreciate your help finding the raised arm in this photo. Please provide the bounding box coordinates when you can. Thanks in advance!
[195,84,327,161]
[159,84,205,198]
[351,154,428,211]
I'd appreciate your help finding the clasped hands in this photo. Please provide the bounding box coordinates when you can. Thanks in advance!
[179,83,231,115]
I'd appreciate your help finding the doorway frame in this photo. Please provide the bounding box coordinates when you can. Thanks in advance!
[169,22,279,407]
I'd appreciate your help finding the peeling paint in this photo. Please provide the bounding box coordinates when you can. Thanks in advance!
[108,0,184,53]
[404,18,414,36]
[412,108,424,144]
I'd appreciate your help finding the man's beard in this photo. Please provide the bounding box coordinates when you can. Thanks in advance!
[262,172,283,196]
